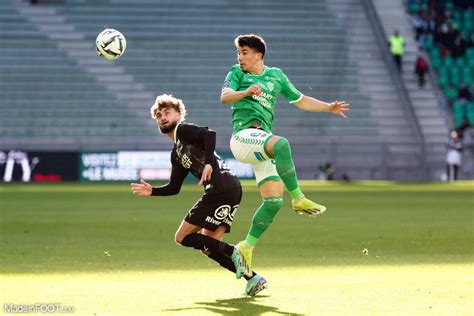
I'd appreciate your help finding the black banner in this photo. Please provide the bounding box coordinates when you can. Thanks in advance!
[0,150,79,182]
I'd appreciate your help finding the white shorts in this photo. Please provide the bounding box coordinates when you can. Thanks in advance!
[230,128,280,186]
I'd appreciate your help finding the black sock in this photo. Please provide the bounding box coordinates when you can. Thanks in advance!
[181,233,234,256]
[181,233,257,280]
[207,251,257,281]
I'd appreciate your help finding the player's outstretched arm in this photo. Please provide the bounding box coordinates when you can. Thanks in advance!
[293,96,350,119]
[130,161,188,197]
[221,85,261,104]
[130,179,152,196]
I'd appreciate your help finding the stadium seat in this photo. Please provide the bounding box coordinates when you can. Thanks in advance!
[449,67,461,86]
[452,101,467,129]
[467,102,474,126]
[430,55,442,70]
[462,68,473,85]
[442,56,454,69]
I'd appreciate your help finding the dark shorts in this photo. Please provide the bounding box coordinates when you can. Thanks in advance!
[184,186,242,233]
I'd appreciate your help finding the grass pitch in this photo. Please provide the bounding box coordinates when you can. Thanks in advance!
[1,181,473,315]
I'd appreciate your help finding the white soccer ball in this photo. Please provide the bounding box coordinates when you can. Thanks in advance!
[95,29,126,61]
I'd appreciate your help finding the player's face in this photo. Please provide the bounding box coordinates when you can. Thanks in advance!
[237,46,263,73]
[155,107,180,134]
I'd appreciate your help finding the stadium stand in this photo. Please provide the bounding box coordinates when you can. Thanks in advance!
[414,1,474,132]
[372,0,474,179]
[1,0,458,179]
[403,0,474,179]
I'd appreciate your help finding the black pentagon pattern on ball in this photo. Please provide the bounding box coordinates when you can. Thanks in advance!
[100,36,122,57]
[96,29,126,60]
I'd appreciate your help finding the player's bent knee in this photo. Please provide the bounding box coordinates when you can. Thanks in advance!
[175,232,185,245]
[275,137,290,151]
[265,135,280,157]
[267,136,291,158]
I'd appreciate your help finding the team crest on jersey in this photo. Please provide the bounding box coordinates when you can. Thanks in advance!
[266,82,274,91]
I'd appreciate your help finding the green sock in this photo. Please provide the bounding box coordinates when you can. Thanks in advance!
[273,137,304,200]
[245,197,283,246]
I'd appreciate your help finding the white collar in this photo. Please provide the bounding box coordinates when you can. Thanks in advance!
[173,123,181,143]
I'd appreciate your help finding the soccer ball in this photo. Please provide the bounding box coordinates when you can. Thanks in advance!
[95,29,126,61]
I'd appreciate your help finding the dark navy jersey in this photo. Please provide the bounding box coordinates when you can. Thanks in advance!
[152,123,240,196]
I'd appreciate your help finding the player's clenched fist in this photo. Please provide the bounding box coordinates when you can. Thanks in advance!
[245,84,262,96]
[130,179,152,196]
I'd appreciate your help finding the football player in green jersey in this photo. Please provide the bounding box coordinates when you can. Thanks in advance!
[221,34,350,277]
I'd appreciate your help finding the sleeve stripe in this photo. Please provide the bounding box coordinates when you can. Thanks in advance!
[289,94,304,104]
[221,87,235,92]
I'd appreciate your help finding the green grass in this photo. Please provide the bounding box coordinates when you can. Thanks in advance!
[1,181,473,315]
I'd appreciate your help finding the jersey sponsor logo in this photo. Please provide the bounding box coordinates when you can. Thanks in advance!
[214,205,231,220]
[205,204,238,227]
[260,91,273,99]
[205,215,233,227]
[205,216,221,226]
[228,205,238,221]
[222,217,233,226]
[249,132,268,138]
[180,154,192,169]
[251,95,272,108]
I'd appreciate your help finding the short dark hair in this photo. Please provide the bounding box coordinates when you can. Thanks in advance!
[234,34,266,57]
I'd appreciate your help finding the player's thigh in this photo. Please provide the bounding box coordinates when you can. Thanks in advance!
[230,129,273,163]
[202,225,227,241]
[175,220,202,244]
[252,159,281,188]
[185,188,241,234]
[259,179,284,198]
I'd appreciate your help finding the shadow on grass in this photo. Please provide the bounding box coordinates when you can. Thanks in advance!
[162,296,304,315]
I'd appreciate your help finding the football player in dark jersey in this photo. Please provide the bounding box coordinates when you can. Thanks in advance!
[130,94,267,296]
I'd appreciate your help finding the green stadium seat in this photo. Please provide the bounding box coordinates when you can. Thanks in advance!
[467,48,474,61]
[450,66,460,79]
[445,1,454,10]
[444,86,458,102]
[454,57,465,68]
[438,69,450,88]
[423,37,434,51]
[462,68,473,85]
[453,11,462,21]
[430,46,441,60]
[443,56,454,68]
[431,55,442,70]
[466,102,474,125]
[463,10,473,23]
[449,67,461,85]
[452,101,467,129]
[409,3,420,13]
